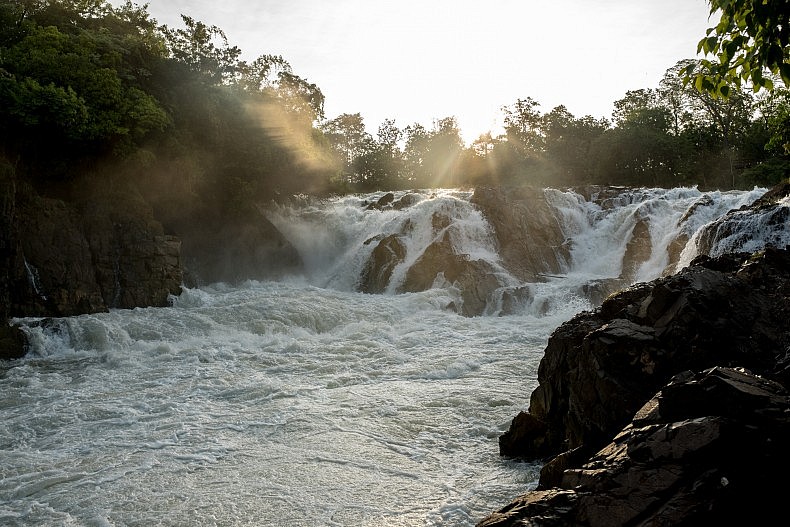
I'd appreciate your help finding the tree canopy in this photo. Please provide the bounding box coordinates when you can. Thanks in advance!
[1,0,788,202]
[687,0,790,96]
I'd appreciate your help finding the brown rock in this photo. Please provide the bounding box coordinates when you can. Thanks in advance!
[471,186,569,282]
[358,234,406,294]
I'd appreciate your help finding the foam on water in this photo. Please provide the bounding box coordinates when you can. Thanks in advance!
[3,185,781,526]
[3,282,562,526]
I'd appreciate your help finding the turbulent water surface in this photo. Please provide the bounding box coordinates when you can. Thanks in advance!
[2,186,785,526]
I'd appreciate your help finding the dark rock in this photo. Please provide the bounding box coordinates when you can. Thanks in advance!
[365,192,395,210]
[392,192,421,210]
[358,234,406,293]
[399,230,502,316]
[479,367,790,526]
[0,323,26,360]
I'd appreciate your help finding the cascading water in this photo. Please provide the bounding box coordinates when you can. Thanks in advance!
[267,190,509,293]
[2,185,786,526]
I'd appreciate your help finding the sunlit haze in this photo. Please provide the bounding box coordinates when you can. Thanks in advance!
[126,0,713,142]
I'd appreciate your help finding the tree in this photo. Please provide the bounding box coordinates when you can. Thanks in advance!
[687,0,790,96]
[502,97,544,156]
[162,15,241,84]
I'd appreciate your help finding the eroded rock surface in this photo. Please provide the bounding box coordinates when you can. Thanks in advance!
[480,367,790,526]
[484,247,790,526]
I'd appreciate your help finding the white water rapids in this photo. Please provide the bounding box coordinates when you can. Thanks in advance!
[1,186,786,526]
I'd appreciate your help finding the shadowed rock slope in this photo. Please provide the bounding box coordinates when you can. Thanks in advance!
[480,246,790,526]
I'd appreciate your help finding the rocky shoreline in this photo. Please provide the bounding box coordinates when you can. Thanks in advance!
[479,238,790,524]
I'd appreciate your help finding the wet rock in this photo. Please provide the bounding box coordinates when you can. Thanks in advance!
[0,323,26,361]
[621,218,651,282]
[2,177,183,319]
[399,230,502,316]
[471,186,568,282]
[690,184,790,259]
[365,192,395,210]
[358,234,406,294]
[392,192,421,210]
[500,248,790,466]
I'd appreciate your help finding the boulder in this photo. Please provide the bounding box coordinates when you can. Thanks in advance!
[358,234,406,294]
[471,186,569,282]
[479,367,790,526]
[399,230,503,316]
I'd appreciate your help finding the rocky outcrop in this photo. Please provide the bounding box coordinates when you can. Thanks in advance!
[691,182,790,259]
[399,229,502,316]
[11,184,183,317]
[471,186,568,282]
[479,366,790,526]
[484,247,790,525]
[359,234,406,294]
[0,169,184,359]
[500,248,790,461]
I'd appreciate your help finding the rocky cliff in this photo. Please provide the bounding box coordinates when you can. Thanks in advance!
[0,161,302,360]
[480,184,790,526]
[0,167,185,359]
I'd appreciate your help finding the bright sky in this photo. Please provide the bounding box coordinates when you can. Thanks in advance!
[134,0,715,143]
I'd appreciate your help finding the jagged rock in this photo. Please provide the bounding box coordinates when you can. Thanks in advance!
[500,248,790,468]
[399,230,502,316]
[471,186,568,282]
[691,184,790,259]
[365,192,395,211]
[0,323,26,361]
[480,367,790,526]
[79,192,182,309]
[14,185,108,316]
[358,234,406,294]
[391,192,421,210]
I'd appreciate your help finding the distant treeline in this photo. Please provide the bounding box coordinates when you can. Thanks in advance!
[1,0,789,204]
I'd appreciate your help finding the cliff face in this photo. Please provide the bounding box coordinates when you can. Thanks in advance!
[0,165,184,359]
[1,161,306,360]
[482,184,790,526]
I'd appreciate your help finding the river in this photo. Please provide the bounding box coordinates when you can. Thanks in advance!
[1,186,781,526]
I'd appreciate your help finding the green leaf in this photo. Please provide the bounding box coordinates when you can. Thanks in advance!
[780,63,790,85]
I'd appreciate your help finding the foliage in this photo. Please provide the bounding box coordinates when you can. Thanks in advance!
[687,0,790,96]
[2,0,788,209]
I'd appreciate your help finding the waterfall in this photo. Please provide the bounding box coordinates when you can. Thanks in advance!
[23,258,47,301]
[266,186,783,317]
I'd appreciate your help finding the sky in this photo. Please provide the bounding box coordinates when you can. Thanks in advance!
[132,0,715,143]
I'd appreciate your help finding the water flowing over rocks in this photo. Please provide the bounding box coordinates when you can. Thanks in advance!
[471,186,569,282]
[481,246,790,526]
[0,168,185,358]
